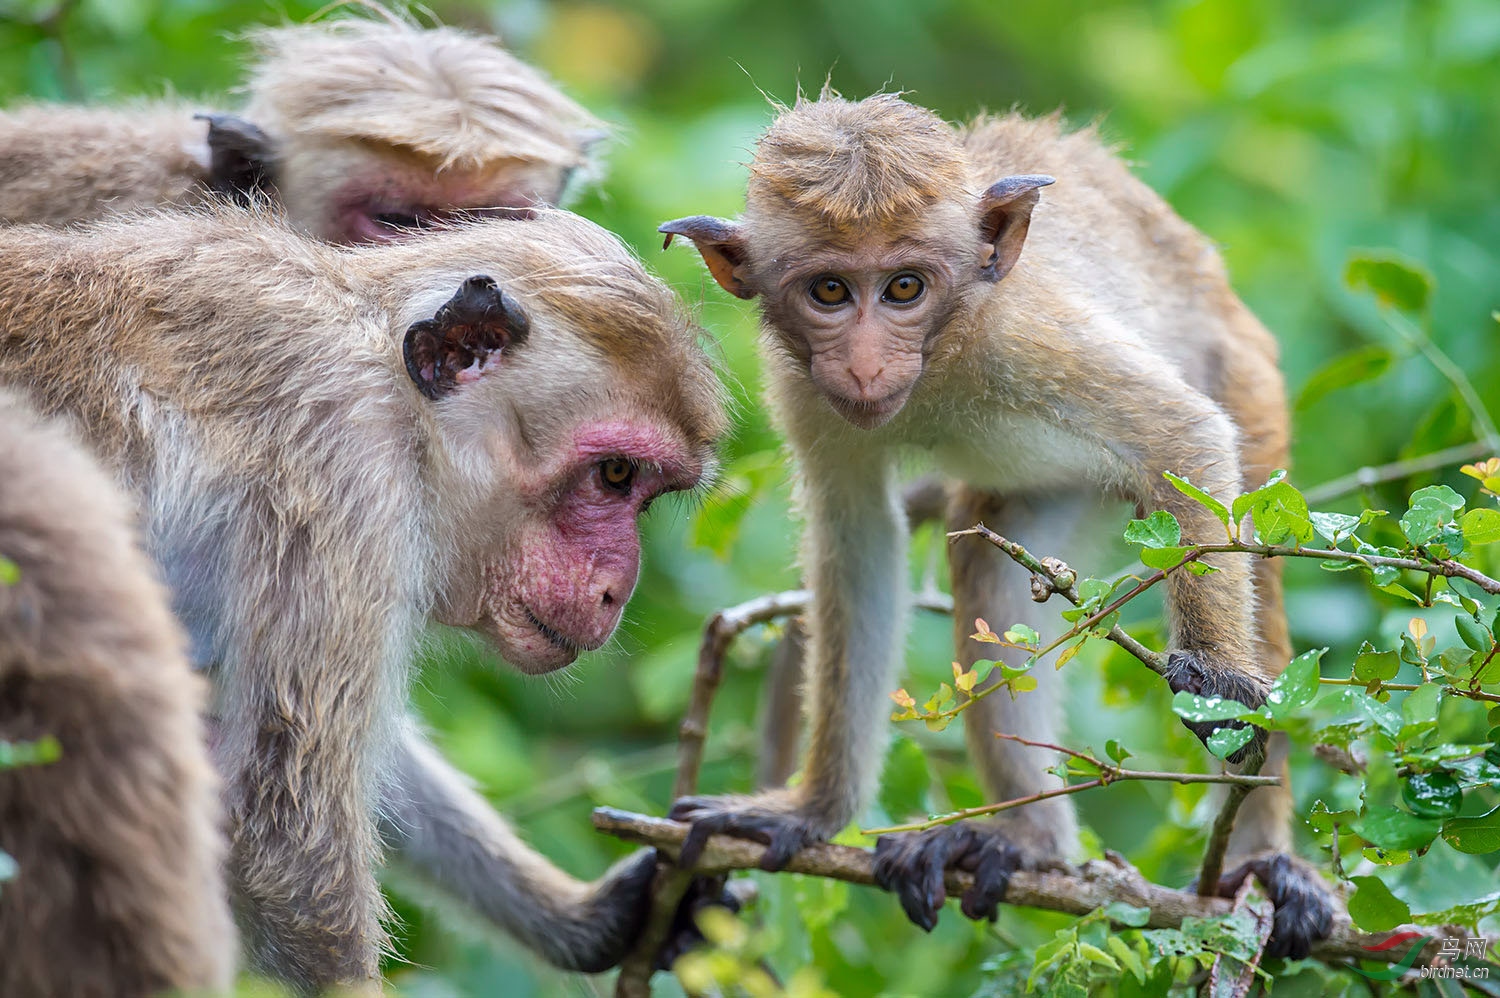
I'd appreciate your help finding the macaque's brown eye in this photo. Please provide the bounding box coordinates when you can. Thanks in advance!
[810,276,851,306]
[883,273,925,303]
[600,458,635,492]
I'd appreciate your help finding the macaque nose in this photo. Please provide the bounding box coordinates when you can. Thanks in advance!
[848,363,887,398]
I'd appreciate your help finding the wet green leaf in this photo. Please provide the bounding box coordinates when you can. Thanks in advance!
[1401,772,1463,819]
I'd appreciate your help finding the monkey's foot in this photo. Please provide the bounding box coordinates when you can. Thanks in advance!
[668,794,826,872]
[1208,853,1335,960]
[872,823,1022,931]
[1162,649,1270,763]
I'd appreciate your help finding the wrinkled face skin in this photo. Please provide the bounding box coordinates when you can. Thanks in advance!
[440,419,707,674]
[762,233,963,429]
[281,141,572,245]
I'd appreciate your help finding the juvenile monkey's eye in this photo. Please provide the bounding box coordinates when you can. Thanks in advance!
[810,276,851,306]
[883,273,925,303]
[600,458,635,492]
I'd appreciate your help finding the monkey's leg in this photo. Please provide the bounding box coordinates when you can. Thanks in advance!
[672,449,908,869]
[380,723,661,972]
[875,489,1093,930]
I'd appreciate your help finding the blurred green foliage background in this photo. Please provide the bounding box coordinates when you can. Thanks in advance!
[2,0,1498,994]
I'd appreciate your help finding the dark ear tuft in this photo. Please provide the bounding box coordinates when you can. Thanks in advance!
[658,216,756,300]
[977,174,1053,283]
[403,276,531,401]
[197,113,277,204]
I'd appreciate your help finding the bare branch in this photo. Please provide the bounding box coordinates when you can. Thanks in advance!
[1302,440,1493,505]
[592,807,1452,966]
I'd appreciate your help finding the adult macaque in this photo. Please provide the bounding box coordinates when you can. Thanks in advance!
[0,392,236,998]
[661,93,1333,957]
[0,15,601,241]
[0,206,727,989]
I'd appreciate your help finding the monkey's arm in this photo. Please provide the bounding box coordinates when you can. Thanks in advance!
[1004,332,1270,728]
[672,442,908,866]
[380,723,660,973]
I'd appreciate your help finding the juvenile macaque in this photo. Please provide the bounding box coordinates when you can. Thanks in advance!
[662,93,1333,957]
[0,392,236,998]
[0,15,601,241]
[0,206,726,989]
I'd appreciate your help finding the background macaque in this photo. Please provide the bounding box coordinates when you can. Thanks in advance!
[0,392,236,998]
[0,15,601,242]
[662,92,1333,957]
[0,206,726,989]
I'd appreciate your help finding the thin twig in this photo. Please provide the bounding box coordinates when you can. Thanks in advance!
[591,807,1452,966]
[1384,310,1500,454]
[1191,541,1500,595]
[1197,745,1266,895]
[1318,676,1500,704]
[673,588,953,801]
[950,524,1170,675]
[1302,441,1494,506]
[863,733,1278,835]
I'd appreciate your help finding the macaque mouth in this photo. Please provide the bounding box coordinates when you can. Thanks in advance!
[826,389,913,429]
[522,606,579,652]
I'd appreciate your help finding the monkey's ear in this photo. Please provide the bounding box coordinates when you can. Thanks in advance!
[658,216,756,300]
[977,175,1054,283]
[403,275,531,401]
[197,113,277,204]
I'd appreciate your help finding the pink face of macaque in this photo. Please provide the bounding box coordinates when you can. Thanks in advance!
[407,273,721,677]
[470,420,704,674]
[321,158,571,245]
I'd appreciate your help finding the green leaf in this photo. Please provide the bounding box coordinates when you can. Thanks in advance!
[1401,772,1463,819]
[1263,647,1323,719]
[1239,477,1314,545]
[1206,725,1253,760]
[1104,739,1132,764]
[1104,902,1151,928]
[1163,472,1230,532]
[1400,683,1441,725]
[1345,251,1435,313]
[1400,485,1467,551]
[1170,691,1253,723]
[0,558,17,586]
[1441,806,1500,854]
[1003,623,1040,646]
[1352,809,1442,851]
[1354,644,1400,682]
[1309,510,1363,546]
[1462,507,1500,545]
[1347,876,1412,932]
[1295,345,1395,411]
[1124,510,1181,548]
[1139,545,1192,571]
[1455,614,1493,652]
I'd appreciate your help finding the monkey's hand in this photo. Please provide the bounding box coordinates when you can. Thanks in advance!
[873,822,1036,931]
[668,790,832,872]
[1202,853,1336,960]
[653,874,753,971]
[1162,649,1271,764]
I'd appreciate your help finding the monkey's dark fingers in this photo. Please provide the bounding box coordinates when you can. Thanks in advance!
[1163,650,1271,764]
[1213,854,1335,960]
[956,840,1021,922]
[653,873,746,971]
[872,825,979,932]
[667,797,818,872]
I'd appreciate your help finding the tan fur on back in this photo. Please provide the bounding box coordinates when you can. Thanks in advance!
[244,18,603,170]
[749,92,969,225]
